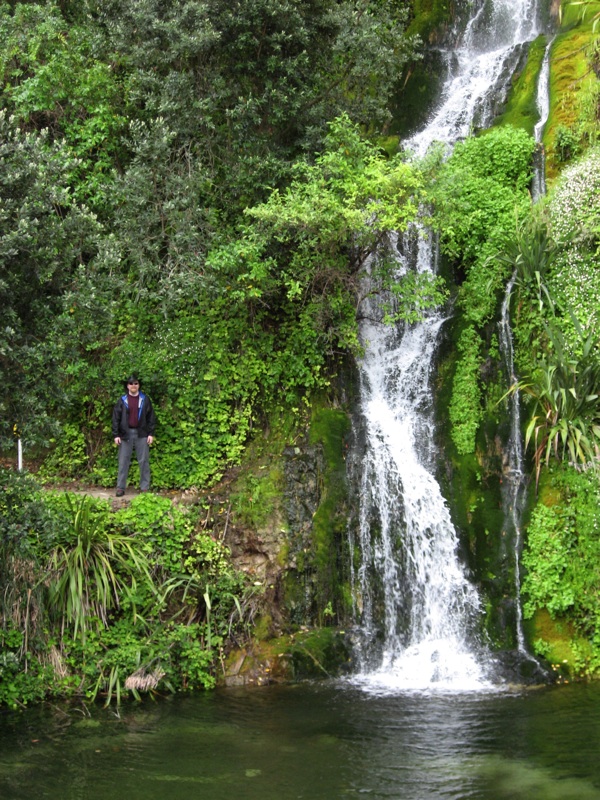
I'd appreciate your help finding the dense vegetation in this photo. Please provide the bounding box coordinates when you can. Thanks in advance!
[2,0,600,706]
[438,1,600,676]
[0,470,247,706]
[0,0,427,706]
[0,0,421,484]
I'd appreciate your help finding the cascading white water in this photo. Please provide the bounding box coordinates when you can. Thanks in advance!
[534,38,553,143]
[406,0,540,158]
[352,232,491,692]
[532,37,553,199]
[352,0,541,692]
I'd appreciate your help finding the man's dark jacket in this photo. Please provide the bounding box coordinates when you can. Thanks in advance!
[112,392,156,440]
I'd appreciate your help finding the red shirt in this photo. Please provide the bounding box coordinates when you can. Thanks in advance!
[127,393,139,428]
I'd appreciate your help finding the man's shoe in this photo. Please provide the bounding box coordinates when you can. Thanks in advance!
[116,489,125,497]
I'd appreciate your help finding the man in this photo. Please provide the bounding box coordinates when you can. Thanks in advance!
[112,374,156,497]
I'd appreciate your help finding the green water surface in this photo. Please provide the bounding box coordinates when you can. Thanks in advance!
[1,680,600,799]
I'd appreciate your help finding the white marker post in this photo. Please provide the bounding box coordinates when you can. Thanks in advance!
[17,438,23,471]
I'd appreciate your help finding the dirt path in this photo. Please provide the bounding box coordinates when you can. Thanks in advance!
[43,484,175,509]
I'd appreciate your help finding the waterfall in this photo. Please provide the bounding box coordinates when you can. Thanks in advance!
[499,275,546,678]
[352,231,491,691]
[351,0,541,692]
[406,0,540,158]
[499,273,528,655]
[497,32,553,669]
[532,37,553,200]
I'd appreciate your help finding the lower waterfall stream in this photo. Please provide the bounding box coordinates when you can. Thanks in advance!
[351,231,492,690]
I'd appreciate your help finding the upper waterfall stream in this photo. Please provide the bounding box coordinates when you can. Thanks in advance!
[351,0,542,692]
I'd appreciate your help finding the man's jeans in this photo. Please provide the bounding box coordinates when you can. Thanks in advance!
[117,429,150,491]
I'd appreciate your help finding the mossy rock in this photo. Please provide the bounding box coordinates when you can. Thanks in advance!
[493,35,548,134]
[527,608,579,679]
[308,407,353,622]
[286,627,353,679]
[407,0,458,43]
[545,7,600,179]
[389,51,448,140]
[221,627,353,686]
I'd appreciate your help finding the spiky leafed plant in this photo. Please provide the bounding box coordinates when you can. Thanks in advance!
[47,494,152,642]
[497,214,556,312]
[520,320,600,490]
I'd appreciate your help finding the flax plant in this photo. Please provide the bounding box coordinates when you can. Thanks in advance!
[497,215,556,313]
[47,494,152,642]
[519,321,600,490]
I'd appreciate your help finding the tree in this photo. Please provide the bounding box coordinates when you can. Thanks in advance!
[210,114,427,354]
[0,2,128,214]
[0,111,99,448]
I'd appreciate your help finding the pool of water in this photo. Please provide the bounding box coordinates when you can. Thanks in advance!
[1,680,600,799]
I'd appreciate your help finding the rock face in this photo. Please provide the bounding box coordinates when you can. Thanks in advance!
[283,444,324,556]
[281,443,326,624]
[223,439,334,631]
[222,628,354,687]
[219,410,354,686]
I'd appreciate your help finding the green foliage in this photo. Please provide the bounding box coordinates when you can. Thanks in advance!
[545,6,600,176]
[502,145,600,672]
[38,423,90,480]
[575,45,600,150]
[518,320,600,489]
[558,160,600,251]
[0,3,127,210]
[496,213,554,385]
[0,468,59,659]
[383,270,449,325]
[105,308,320,488]
[522,466,600,676]
[115,493,194,576]
[546,147,600,330]
[164,622,217,690]
[72,0,420,220]
[114,492,245,653]
[0,467,57,554]
[523,501,575,618]
[0,483,249,707]
[449,326,483,455]
[554,123,581,162]
[61,617,218,705]
[38,116,426,489]
[492,35,548,134]
[0,0,422,488]
[231,467,283,529]
[431,126,537,454]
[108,117,217,309]
[234,113,424,348]
[0,626,53,708]
[0,110,100,448]
[45,493,153,640]
[497,214,556,313]
[502,151,600,490]
[432,126,536,272]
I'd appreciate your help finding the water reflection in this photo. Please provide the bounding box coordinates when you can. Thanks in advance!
[1,682,600,799]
